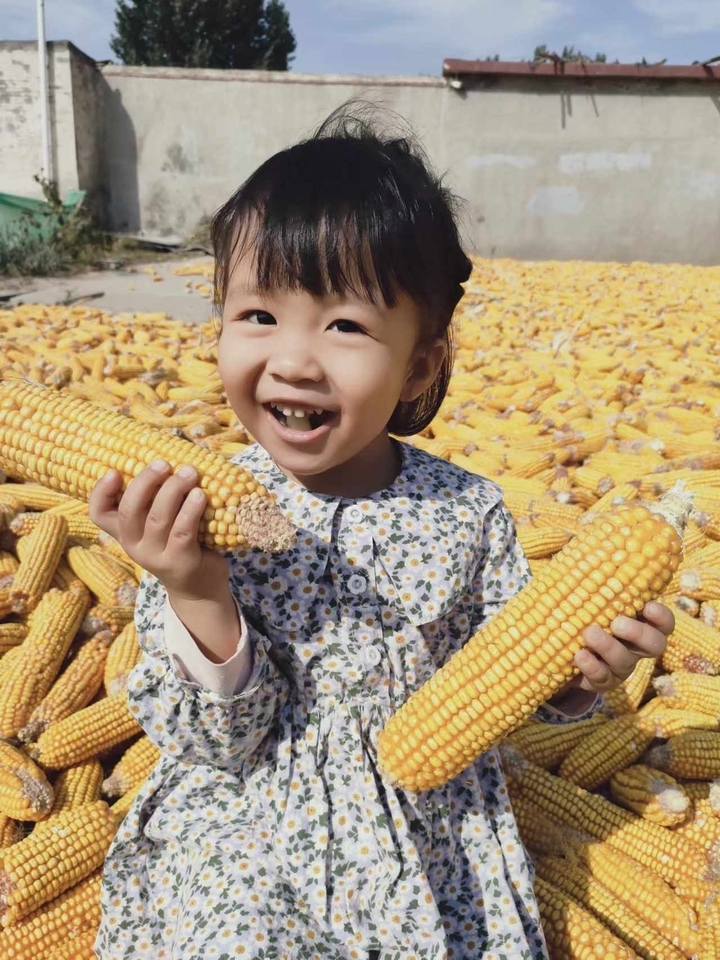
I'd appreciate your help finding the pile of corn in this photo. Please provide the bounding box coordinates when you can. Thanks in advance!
[0,255,719,959]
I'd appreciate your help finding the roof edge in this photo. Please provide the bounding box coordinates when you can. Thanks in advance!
[443,58,720,82]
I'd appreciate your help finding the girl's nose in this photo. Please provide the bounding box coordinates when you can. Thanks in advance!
[265,339,324,382]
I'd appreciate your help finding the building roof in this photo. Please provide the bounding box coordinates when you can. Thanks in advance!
[443,58,720,82]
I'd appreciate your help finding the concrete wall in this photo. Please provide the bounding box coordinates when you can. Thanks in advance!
[2,41,720,263]
[0,41,79,199]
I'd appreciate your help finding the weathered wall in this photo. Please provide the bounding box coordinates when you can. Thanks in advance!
[0,41,79,199]
[2,41,720,263]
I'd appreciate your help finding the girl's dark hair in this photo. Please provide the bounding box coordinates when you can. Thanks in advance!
[211,99,472,435]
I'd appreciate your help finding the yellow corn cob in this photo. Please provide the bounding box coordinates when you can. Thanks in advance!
[66,544,137,606]
[378,491,687,792]
[9,510,102,542]
[87,543,138,581]
[501,744,710,887]
[602,657,657,716]
[96,529,134,566]
[662,607,720,674]
[0,551,19,577]
[558,711,658,791]
[0,800,116,926]
[0,867,102,959]
[534,856,687,960]
[81,603,134,637]
[671,593,702,616]
[0,585,90,739]
[648,706,719,738]
[510,790,701,954]
[0,814,23,850]
[110,781,143,821]
[654,671,720,715]
[505,713,608,768]
[679,779,720,810]
[701,600,720,629]
[515,522,572,558]
[0,379,295,552]
[533,875,641,959]
[44,926,98,960]
[103,620,141,696]
[0,622,27,655]
[609,764,689,825]
[43,760,104,819]
[646,731,720,780]
[8,512,68,614]
[27,693,141,769]
[17,631,113,743]
[679,568,720,601]
[102,736,161,798]
[0,483,73,511]
[0,741,53,821]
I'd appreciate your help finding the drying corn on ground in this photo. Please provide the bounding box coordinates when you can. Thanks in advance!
[0,255,720,959]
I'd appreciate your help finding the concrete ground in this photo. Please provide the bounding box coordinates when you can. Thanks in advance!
[0,255,216,325]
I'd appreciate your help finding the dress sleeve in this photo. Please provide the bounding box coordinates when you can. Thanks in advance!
[125,572,290,770]
[468,499,602,726]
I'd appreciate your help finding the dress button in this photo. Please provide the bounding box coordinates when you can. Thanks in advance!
[347,574,367,595]
[365,647,382,666]
[347,506,363,523]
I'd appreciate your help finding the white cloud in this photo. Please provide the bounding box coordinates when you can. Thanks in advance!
[318,0,573,55]
[632,0,720,35]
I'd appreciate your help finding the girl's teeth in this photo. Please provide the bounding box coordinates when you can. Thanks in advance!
[285,413,313,431]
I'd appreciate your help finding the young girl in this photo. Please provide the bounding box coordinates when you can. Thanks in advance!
[89,104,673,960]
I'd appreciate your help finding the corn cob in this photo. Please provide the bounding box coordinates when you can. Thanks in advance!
[648,706,719,738]
[0,551,19,577]
[0,622,27,655]
[103,621,141,696]
[662,608,720,674]
[0,378,295,552]
[0,800,116,926]
[0,867,102,959]
[9,510,102,542]
[646,731,720,780]
[0,815,23,850]
[510,791,701,954]
[0,483,72,511]
[81,603,134,637]
[7,513,68,614]
[501,744,710,887]
[515,522,572,558]
[17,631,113,743]
[378,490,688,792]
[654,672,720,715]
[702,600,720,629]
[534,856,687,960]
[101,735,161,798]
[110,781,143,821]
[609,764,689,825]
[27,693,141,769]
[505,713,608,769]
[533,874,641,959]
[66,545,137,606]
[43,760,104,819]
[44,927,98,960]
[680,568,720,602]
[0,741,53,821]
[0,585,90,739]
[558,711,658,790]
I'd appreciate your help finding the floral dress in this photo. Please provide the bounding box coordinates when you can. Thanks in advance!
[94,440,598,960]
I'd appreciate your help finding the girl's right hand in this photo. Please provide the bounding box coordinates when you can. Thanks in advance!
[88,459,231,603]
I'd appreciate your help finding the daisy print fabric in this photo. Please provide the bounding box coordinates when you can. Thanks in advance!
[95,441,599,960]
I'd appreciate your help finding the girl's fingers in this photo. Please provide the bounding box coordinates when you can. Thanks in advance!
[114,459,173,546]
[167,485,207,547]
[88,469,125,540]
[573,647,614,691]
[141,465,202,549]
[639,600,675,638]
[609,613,667,658]
[580,624,639,680]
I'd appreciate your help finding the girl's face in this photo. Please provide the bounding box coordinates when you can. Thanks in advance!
[217,254,445,497]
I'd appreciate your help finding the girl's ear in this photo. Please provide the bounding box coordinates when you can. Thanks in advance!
[400,337,447,403]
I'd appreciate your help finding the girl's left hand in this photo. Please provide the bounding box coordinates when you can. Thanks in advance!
[569,600,674,693]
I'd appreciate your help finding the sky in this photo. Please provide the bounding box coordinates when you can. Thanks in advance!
[2,0,720,75]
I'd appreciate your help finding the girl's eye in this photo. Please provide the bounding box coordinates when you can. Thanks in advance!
[331,319,365,334]
[244,310,276,325]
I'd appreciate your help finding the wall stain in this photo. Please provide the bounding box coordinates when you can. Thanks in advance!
[161,142,192,173]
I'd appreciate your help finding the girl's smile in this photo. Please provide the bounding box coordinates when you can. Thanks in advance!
[217,254,445,498]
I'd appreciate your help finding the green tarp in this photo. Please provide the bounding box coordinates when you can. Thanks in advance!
[0,189,86,240]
